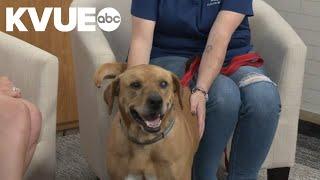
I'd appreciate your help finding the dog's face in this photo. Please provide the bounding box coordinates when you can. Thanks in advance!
[94,63,183,133]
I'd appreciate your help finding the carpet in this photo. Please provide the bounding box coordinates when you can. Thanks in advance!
[56,122,320,180]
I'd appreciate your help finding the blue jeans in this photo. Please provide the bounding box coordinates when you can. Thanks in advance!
[149,56,281,180]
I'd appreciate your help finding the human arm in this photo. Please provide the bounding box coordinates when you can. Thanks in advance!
[127,16,156,67]
[196,11,245,93]
[191,11,247,138]
[127,0,158,67]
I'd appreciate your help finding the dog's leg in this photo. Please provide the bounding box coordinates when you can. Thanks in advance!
[125,174,144,180]
[125,174,158,180]
[145,175,157,180]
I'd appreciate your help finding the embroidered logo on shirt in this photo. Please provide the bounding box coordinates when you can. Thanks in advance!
[207,0,221,7]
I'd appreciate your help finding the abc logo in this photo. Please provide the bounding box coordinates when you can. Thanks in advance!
[97,7,121,32]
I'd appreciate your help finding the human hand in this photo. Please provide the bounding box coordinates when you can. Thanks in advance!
[0,76,21,98]
[190,91,206,139]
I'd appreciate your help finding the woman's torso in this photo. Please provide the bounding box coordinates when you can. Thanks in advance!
[150,0,253,63]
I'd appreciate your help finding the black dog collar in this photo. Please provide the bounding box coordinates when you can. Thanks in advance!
[119,118,175,146]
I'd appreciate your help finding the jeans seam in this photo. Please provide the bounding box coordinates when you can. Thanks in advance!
[228,123,241,180]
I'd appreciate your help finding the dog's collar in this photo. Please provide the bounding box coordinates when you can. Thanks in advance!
[119,117,175,146]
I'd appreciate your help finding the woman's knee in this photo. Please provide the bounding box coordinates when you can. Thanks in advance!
[0,96,31,136]
[241,80,281,119]
[21,100,42,145]
[206,75,241,113]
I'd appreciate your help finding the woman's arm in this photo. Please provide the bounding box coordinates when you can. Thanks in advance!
[127,16,156,67]
[191,11,246,138]
[196,11,245,92]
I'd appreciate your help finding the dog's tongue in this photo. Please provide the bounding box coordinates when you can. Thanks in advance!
[145,115,161,128]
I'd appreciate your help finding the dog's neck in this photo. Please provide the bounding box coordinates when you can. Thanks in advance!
[119,106,176,146]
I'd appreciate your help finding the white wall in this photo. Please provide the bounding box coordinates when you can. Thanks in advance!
[263,0,320,114]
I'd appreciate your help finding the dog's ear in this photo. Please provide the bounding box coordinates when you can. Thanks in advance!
[171,73,183,109]
[104,78,120,115]
[94,62,126,88]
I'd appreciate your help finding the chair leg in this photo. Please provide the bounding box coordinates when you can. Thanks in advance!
[267,167,290,180]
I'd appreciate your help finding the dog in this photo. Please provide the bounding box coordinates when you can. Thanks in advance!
[94,62,200,180]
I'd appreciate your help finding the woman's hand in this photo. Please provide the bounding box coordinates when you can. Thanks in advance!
[190,91,206,139]
[0,76,21,98]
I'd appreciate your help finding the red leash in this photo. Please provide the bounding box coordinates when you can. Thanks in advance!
[180,56,201,87]
[180,53,264,172]
[180,53,264,87]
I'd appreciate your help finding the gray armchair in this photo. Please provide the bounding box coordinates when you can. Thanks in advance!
[0,31,58,180]
[70,0,307,179]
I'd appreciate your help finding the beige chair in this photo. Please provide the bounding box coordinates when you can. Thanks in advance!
[0,32,58,180]
[70,0,307,179]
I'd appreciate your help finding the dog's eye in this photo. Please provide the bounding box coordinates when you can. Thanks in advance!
[160,81,168,89]
[130,81,142,89]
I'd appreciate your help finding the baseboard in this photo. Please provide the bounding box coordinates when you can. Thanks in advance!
[298,120,320,139]
[57,121,79,131]
[300,110,320,126]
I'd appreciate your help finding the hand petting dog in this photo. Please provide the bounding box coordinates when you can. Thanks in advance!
[190,91,206,139]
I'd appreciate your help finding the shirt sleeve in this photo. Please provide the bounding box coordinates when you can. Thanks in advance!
[220,0,254,16]
[131,0,159,21]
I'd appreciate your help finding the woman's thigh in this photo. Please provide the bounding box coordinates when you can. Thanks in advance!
[0,95,41,147]
[0,95,32,178]
[0,95,30,134]
[20,99,42,146]
[149,56,190,78]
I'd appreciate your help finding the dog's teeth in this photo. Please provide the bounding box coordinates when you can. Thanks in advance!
[146,118,161,128]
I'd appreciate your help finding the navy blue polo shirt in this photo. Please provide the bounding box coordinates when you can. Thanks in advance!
[131,0,254,63]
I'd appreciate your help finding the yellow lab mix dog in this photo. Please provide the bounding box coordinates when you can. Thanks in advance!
[94,63,200,180]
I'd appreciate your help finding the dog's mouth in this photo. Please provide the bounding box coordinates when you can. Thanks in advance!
[130,108,164,133]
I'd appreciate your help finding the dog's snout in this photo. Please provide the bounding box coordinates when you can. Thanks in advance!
[147,93,163,110]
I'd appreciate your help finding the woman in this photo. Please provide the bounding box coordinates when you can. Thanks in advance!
[0,76,42,180]
[127,0,281,179]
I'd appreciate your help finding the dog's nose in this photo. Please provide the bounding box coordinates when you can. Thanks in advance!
[147,93,163,110]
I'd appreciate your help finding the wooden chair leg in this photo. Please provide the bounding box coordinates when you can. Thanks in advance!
[267,167,290,180]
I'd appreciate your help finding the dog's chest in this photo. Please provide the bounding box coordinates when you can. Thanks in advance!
[128,150,153,168]
[123,147,177,179]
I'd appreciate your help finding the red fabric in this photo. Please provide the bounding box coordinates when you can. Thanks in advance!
[180,53,264,87]
[180,56,201,86]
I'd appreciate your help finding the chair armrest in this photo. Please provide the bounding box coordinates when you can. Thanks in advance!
[70,1,119,179]
[0,31,58,179]
[71,0,116,63]
[70,28,116,66]
[251,0,307,110]
[71,0,132,61]
[70,4,116,177]
[251,0,307,168]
